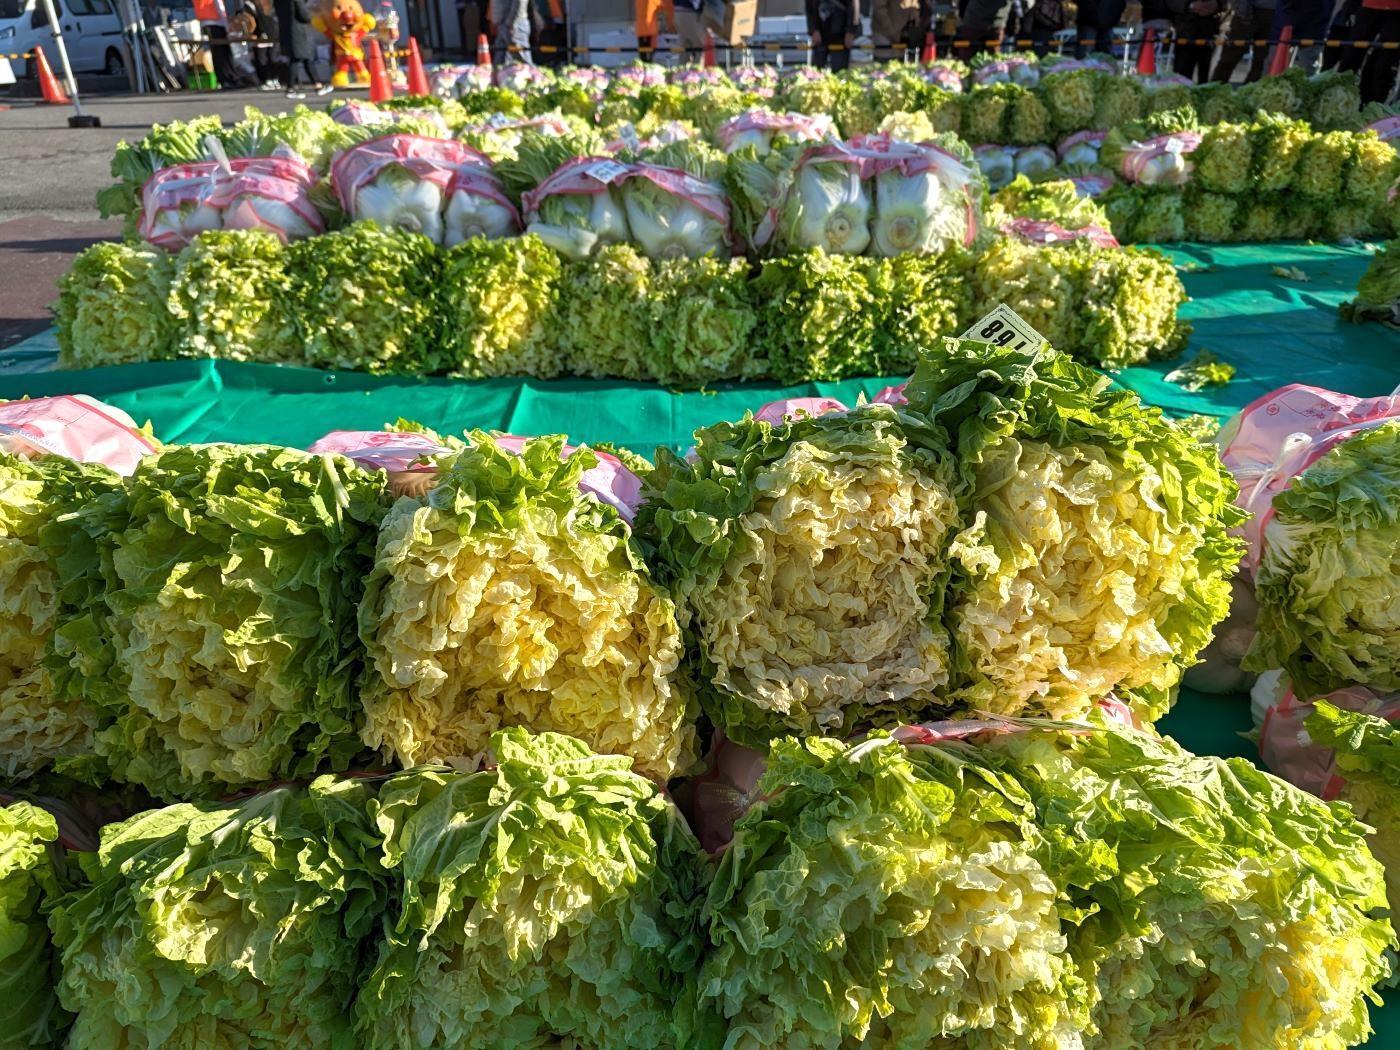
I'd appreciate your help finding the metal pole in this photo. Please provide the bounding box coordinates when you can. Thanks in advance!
[39,0,100,125]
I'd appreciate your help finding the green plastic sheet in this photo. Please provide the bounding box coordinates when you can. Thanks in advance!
[4,240,1400,1043]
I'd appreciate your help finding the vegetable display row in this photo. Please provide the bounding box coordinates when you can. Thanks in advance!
[1,339,1240,802]
[5,718,1391,1049]
[54,227,1188,380]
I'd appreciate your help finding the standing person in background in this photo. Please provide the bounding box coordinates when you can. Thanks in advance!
[806,0,859,68]
[273,0,330,98]
[1339,0,1400,103]
[871,0,921,59]
[196,0,254,86]
[1169,0,1224,80]
[955,0,1012,57]
[1075,0,1102,54]
[1322,0,1362,69]
[532,0,567,64]
[1022,0,1065,54]
[492,0,533,62]
[1212,0,1275,80]
[1095,0,1127,51]
[1280,0,1333,70]
[239,0,282,89]
[672,0,709,58]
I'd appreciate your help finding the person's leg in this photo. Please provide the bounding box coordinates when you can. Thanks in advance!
[958,0,1012,56]
[1339,3,1379,70]
[1213,9,1249,79]
[1360,9,1400,103]
[1245,6,1274,80]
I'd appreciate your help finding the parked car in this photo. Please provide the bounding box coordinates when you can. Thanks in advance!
[0,0,127,79]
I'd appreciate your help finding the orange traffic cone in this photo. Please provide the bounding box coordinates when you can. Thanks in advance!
[1136,27,1157,75]
[367,38,394,102]
[477,33,492,67]
[406,36,431,95]
[1268,24,1294,76]
[920,30,936,65]
[702,28,716,67]
[34,48,70,105]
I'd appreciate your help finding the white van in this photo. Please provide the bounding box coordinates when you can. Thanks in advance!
[0,0,128,80]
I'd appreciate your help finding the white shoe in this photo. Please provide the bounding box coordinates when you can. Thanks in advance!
[315,83,334,95]
[285,89,306,99]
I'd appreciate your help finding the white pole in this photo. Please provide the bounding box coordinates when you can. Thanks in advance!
[38,0,96,122]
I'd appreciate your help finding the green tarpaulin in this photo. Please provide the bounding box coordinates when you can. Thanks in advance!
[4,240,1400,1043]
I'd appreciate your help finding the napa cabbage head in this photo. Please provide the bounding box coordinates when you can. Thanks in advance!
[778,150,871,255]
[0,452,121,781]
[700,732,1081,1048]
[902,341,1244,722]
[0,801,71,1047]
[359,433,698,781]
[85,443,387,801]
[1246,420,1400,697]
[50,776,387,1049]
[637,403,960,748]
[54,242,176,369]
[620,169,729,260]
[1306,700,1400,914]
[355,729,713,1050]
[979,721,1394,1049]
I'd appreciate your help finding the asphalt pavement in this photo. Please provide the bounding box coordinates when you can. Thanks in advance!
[0,87,369,348]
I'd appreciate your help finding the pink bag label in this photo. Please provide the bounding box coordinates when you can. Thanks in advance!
[306,429,453,473]
[1218,384,1400,575]
[1004,217,1120,249]
[0,395,156,475]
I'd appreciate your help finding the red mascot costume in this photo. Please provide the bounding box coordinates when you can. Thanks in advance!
[312,0,376,87]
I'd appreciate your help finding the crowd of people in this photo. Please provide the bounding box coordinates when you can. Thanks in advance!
[793,0,1396,104]
[196,0,344,97]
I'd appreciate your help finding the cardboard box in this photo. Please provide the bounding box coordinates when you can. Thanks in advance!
[719,0,757,44]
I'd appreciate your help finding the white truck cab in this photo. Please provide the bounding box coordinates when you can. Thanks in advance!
[0,0,127,80]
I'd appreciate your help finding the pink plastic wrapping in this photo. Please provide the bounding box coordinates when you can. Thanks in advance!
[1258,683,1400,800]
[1056,129,1106,162]
[1117,131,1202,185]
[920,65,964,91]
[1069,173,1116,198]
[331,100,450,131]
[756,137,980,252]
[139,153,323,249]
[330,133,493,215]
[753,397,849,425]
[521,155,632,221]
[1003,216,1120,249]
[622,161,731,234]
[0,394,156,475]
[713,110,835,152]
[971,60,1011,85]
[306,429,453,473]
[493,434,643,521]
[1217,384,1400,576]
[1365,114,1400,143]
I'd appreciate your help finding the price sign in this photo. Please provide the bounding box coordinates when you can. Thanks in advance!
[586,160,631,185]
[960,304,1048,353]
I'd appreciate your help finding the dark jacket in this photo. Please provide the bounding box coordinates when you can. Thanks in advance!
[274,0,317,61]
[806,0,861,35]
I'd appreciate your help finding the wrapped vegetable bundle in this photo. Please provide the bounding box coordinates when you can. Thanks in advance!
[54,242,176,369]
[699,731,1079,1048]
[0,397,152,783]
[521,156,633,259]
[84,444,387,800]
[638,398,961,747]
[166,229,297,363]
[774,142,872,256]
[0,801,71,1047]
[98,115,225,232]
[618,162,731,260]
[51,776,387,1048]
[902,343,1241,722]
[712,110,833,155]
[1222,388,1400,697]
[356,730,711,1049]
[329,133,500,246]
[138,151,323,250]
[359,433,698,781]
[292,221,445,375]
[439,234,563,378]
[856,135,982,258]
